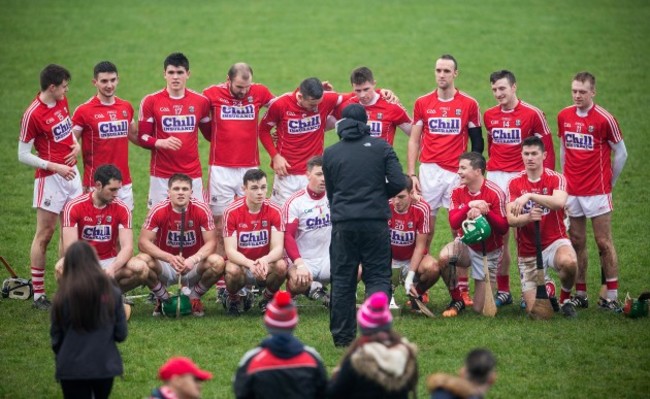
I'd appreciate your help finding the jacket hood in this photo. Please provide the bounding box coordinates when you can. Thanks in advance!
[350,339,418,392]
[336,118,370,140]
[260,333,305,359]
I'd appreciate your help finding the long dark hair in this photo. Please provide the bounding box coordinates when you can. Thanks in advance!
[52,241,116,331]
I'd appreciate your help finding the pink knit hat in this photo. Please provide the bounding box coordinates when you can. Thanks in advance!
[357,292,393,335]
[264,290,298,334]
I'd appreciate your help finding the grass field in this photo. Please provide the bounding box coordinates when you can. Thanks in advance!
[1,0,649,397]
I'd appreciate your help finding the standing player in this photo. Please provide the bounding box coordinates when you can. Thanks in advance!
[483,70,556,307]
[202,63,275,256]
[390,175,438,308]
[507,136,578,317]
[55,164,143,292]
[71,61,136,209]
[137,52,211,207]
[136,174,225,317]
[407,54,483,306]
[222,169,287,316]
[558,72,628,311]
[18,64,82,310]
[334,66,412,145]
[282,156,331,305]
[437,153,509,317]
[259,77,342,206]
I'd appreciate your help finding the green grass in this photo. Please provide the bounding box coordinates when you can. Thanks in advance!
[1,0,649,397]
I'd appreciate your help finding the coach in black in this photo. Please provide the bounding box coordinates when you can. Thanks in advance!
[323,103,406,347]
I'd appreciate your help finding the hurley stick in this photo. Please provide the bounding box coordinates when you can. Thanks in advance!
[481,242,497,317]
[529,221,553,320]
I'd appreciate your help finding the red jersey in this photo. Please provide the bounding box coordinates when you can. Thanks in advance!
[412,89,481,172]
[143,198,215,257]
[62,193,131,260]
[223,197,284,261]
[388,199,430,261]
[72,96,134,186]
[202,83,274,167]
[138,89,210,178]
[449,179,509,253]
[19,95,76,178]
[557,104,623,196]
[484,100,555,172]
[507,169,568,257]
[335,95,411,145]
[259,90,341,175]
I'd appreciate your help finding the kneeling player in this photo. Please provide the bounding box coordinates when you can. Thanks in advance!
[283,156,331,306]
[136,173,225,317]
[389,176,438,309]
[438,153,509,317]
[507,136,578,317]
[223,169,287,316]
[55,164,144,293]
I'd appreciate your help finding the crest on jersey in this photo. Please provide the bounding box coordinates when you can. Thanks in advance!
[188,220,194,228]
[189,106,195,113]
[516,119,521,127]
[588,126,594,132]
[543,188,548,195]
[455,109,461,116]
[248,96,254,103]
[262,220,268,227]
[377,113,383,120]
[173,105,183,115]
[122,110,128,117]
[106,216,112,223]
[408,222,414,228]
[108,111,117,121]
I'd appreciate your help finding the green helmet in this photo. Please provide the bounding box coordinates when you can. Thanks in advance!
[460,215,492,245]
[162,294,192,317]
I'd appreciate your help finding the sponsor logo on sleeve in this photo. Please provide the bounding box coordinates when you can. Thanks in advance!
[427,117,461,135]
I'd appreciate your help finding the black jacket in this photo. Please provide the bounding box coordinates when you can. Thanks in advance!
[234,334,327,399]
[323,119,406,223]
[50,285,127,381]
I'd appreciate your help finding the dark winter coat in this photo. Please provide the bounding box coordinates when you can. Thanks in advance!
[50,285,127,381]
[326,338,418,399]
[323,118,406,223]
[234,333,327,399]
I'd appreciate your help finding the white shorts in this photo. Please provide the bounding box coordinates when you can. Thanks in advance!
[465,246,502,281]
[85,183,134,210]
[289,256,331,285]
[271,174,308,207]
[99,257,116,270]
[518,238,572,292]
[208,165,257,215]
[159,260,201,287]
[486,171,518,195]
[33,169,83,214]
[566,194,613,218]
[148,176,204,208]
[419,163,458,216]
[391,259,419,284]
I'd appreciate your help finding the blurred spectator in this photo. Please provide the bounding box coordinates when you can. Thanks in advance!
[150,356,212,399]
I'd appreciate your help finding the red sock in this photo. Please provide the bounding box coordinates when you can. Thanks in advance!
[497,275,510,293]
[576,283,587,297]
[31,267,45,299]
[606,278,618,300]
[449,287,462,302]
[560,288,571,303]
[458,277,469,293]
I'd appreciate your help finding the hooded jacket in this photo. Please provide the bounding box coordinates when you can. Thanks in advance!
[327,338,418,399]
[323,118,406,223]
